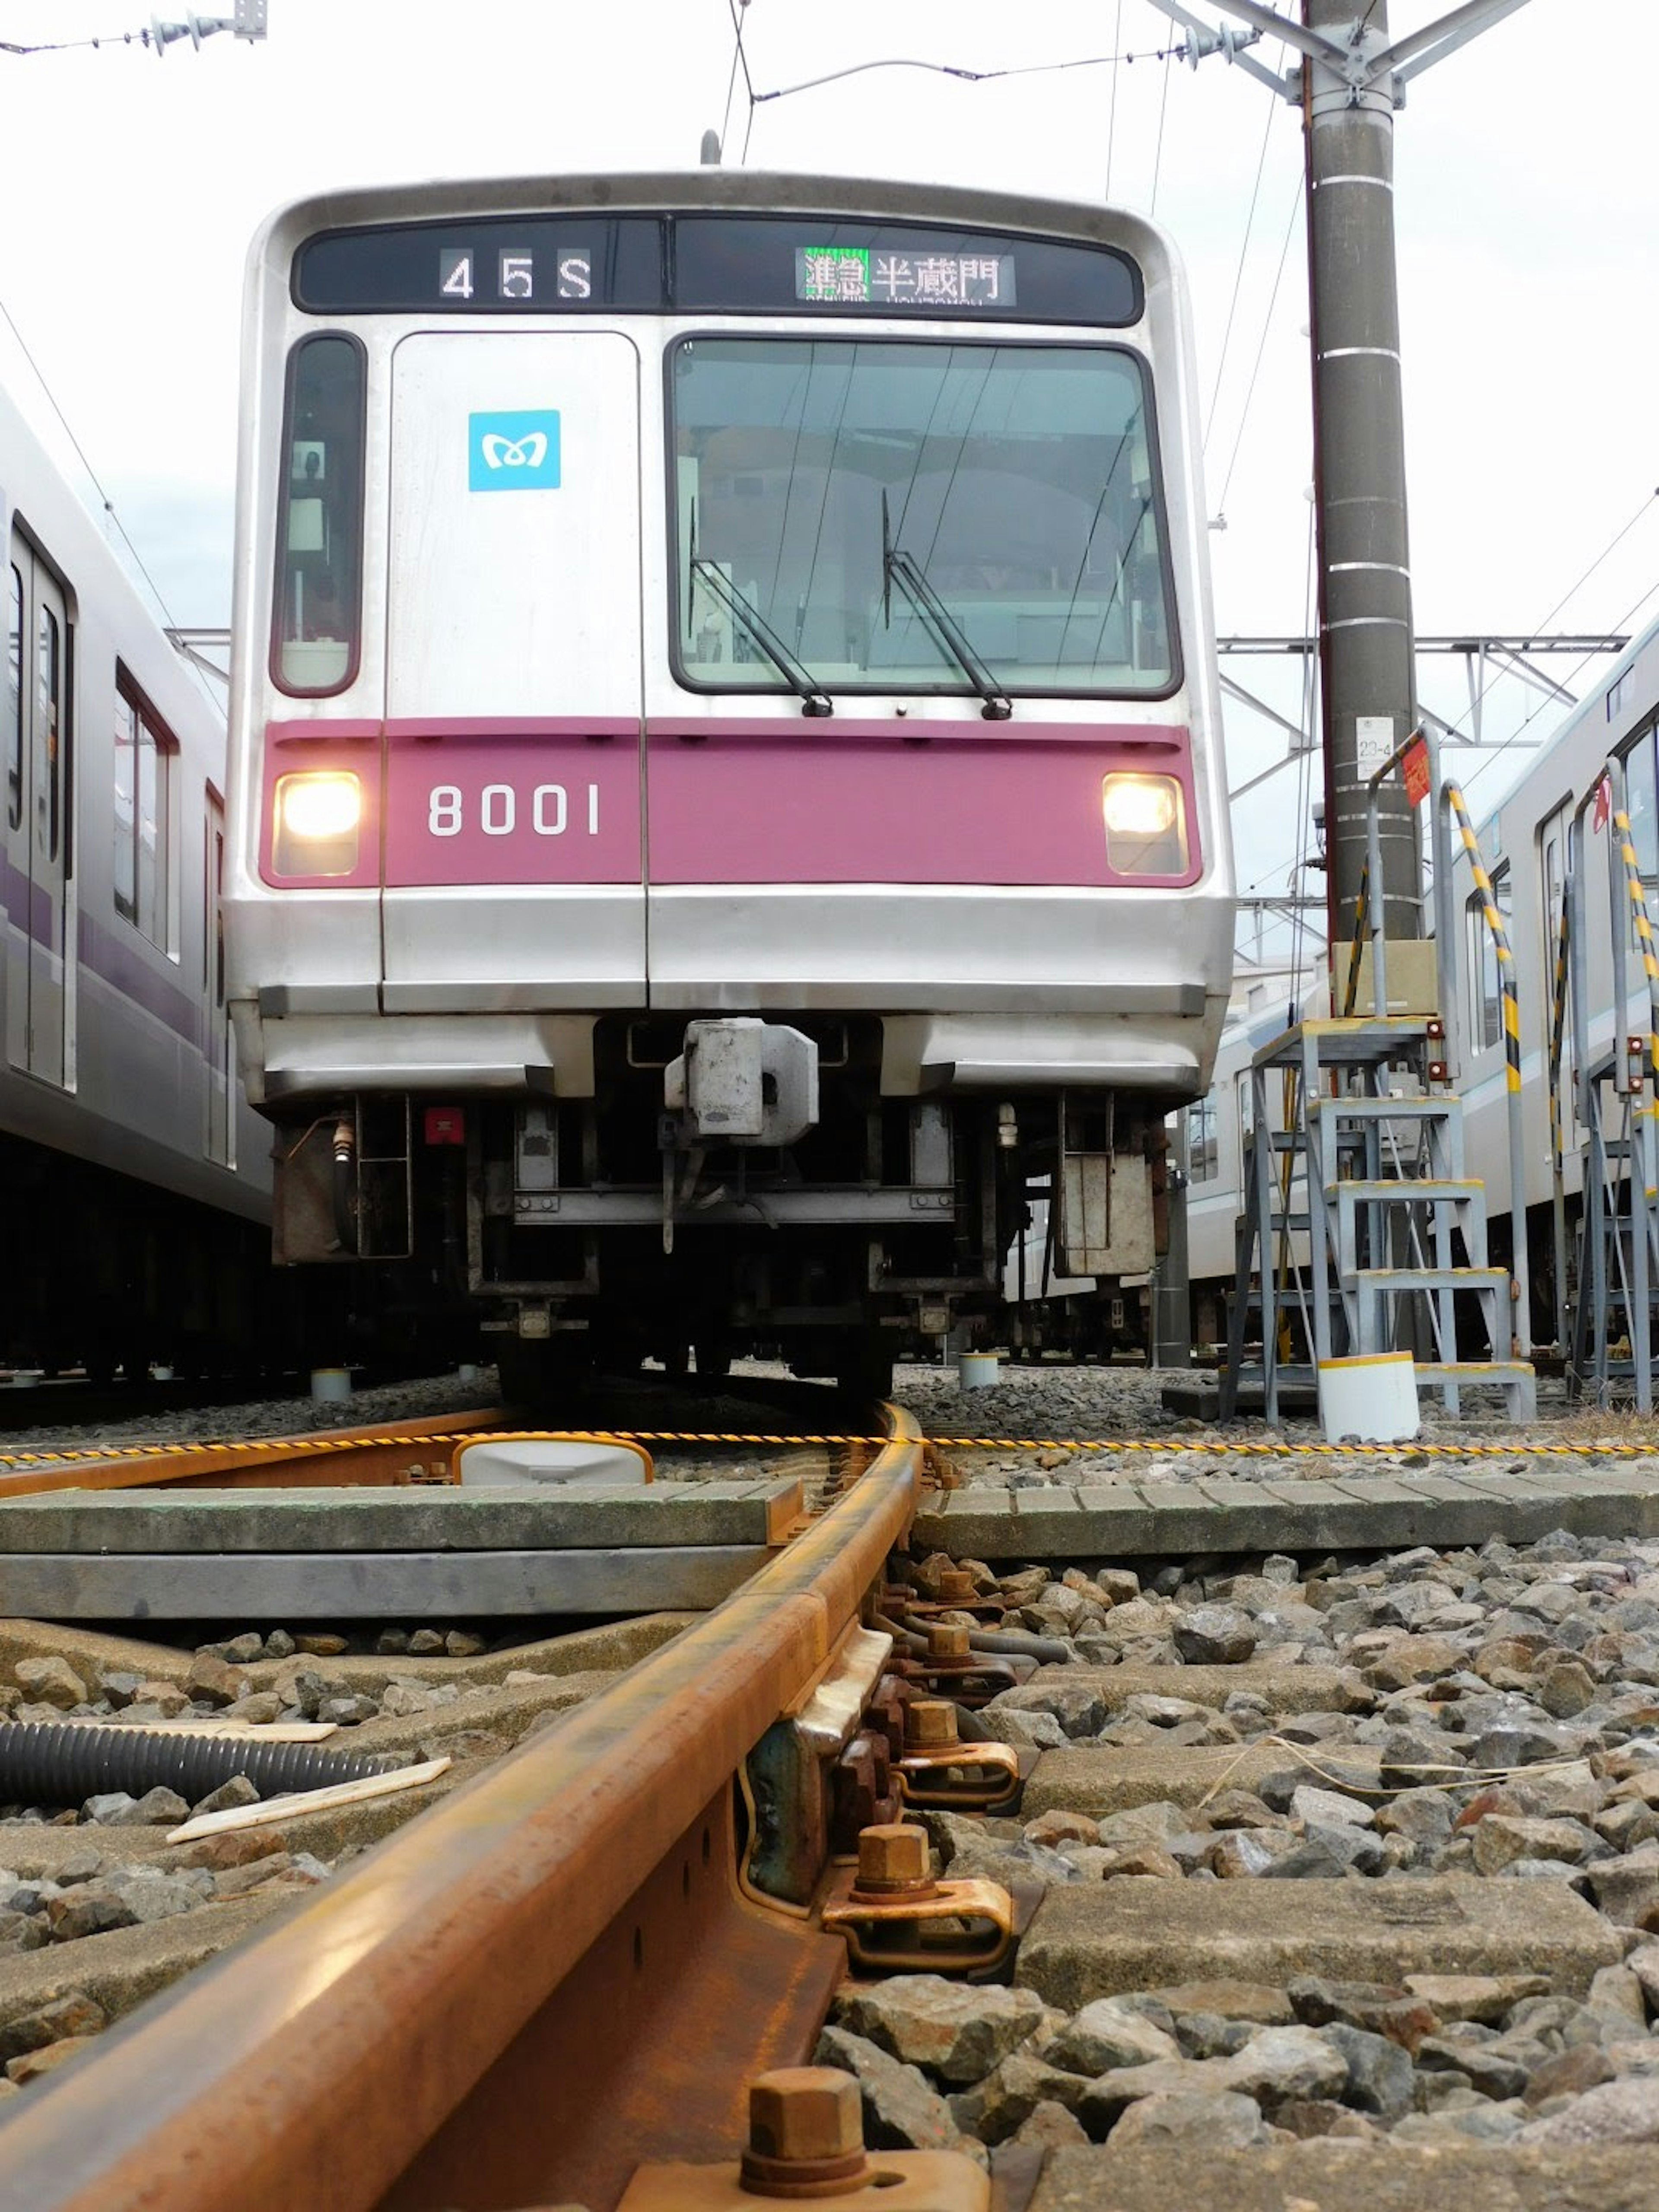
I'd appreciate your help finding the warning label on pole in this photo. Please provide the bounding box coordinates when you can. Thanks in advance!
[1402,732,1431,807]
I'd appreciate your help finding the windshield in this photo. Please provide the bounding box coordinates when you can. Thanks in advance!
[671,337,1176,700]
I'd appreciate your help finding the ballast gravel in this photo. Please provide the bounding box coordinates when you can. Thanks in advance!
[838,1523,1659,2171]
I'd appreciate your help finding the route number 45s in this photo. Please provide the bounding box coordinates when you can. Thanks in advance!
[426,784,601,838]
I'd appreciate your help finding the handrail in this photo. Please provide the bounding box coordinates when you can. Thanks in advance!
[1547,894,1572,1352]
[0,1417,925,2212]
[1443,779,1530,1355]
[1340,858,1370,1019]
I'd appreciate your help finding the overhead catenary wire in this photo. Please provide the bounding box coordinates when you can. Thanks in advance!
[1202,84,1282,458]
[0,293,221,716]
[1456,487,1659,801]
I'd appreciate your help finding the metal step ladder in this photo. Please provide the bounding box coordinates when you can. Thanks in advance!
[1222,1017,1535,1423]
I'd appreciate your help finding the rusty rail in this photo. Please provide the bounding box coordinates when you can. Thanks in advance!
[0,1411,925,2212]
[0,1408,514,1497]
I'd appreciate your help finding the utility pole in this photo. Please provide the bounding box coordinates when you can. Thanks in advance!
[1149,0,1534,967]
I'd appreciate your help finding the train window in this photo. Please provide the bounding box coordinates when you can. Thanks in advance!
[35,601,60,861]
[670,338,1177,699]
[272,334,365,696]
[1467,862,1512,1051]
[5,563,19,830]
[114,671,174,949]
[1186,1093,1218,1183]
[1624,726,1659,893]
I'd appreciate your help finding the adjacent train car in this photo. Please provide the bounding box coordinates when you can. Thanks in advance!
[223,171,1233,1394]
[2,375,275,1377]
[1185,611,1659,1354]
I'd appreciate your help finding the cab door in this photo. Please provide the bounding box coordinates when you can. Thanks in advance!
[5,535,69,1086]
[379,330,646,1011]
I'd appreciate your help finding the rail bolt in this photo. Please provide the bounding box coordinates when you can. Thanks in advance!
[926,1623,971,1661]
[855,1820,932,1893]
[740,2066,870,2198]
[905,1698,958,1750]
[938,1568,977,1603]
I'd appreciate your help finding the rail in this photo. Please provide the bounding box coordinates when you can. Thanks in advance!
[0,1412,925,2212]
[0,1408,512,1496]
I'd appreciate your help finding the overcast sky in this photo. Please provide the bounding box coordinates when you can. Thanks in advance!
[0,0,1652,932]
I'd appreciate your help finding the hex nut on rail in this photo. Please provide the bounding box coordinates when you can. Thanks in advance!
[742,2067,870,2196]
[820,1822,1017,1976]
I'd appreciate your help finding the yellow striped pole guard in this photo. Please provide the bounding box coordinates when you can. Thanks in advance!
[1548,897,1570,1176]
[1612,808,1659,1081]
[1446,782,1522,1095]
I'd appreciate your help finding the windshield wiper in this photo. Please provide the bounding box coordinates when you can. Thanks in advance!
[881,492,1013,721]
[690,556,833,718]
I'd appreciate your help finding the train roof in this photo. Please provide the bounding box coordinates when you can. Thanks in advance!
[248,169,1181,279]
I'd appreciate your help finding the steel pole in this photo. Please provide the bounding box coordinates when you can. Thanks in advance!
[1304,0,1421,964]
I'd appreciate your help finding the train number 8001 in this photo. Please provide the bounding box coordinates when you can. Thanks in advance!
[426,783,601,838]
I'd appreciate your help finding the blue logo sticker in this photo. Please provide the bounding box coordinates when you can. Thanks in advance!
[469,410,562,492]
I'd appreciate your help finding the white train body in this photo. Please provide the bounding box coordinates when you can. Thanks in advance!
[223,172,1233,1386]
[1,375,272,1373]
[1186,615,1659,1346]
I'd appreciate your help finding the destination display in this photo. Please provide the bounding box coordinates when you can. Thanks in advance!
[296,214,1141,326]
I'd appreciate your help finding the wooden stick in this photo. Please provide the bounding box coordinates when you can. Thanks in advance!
[165,1757,451,1843]
[60,1716,340,1742]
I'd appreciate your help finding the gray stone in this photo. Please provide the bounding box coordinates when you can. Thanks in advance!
[1221,2025,1350,2108]
[44,1888,138,1941]
[1418,2036,1529,2101]
[13,1657,89,1711]
[1524,2075,1659,2145]
[81,1794,137,1825]
[1009,2098,1090,2152]
[1319,2021,1415,2118]
[814,2024,963,2153]
[831,1975,1046,2085]
[107,1788,189,1827]
[981,1681,1107,1739]
[0,1990,107,2063]
[102,1872,203,1925]
[1043,2000,1181,2077]
[1105,2089,1269,2150]
[1290,1784,1375,1830]
[1171,1607,1256,1666]
[315,1695,379,1727]
[1471,1814,1602,1874]
[184,1653,245,1707]
[975,2053,1091,2143]
[189,1777,259,1818]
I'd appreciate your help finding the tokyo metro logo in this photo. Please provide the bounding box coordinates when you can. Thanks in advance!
[469,410,562,492]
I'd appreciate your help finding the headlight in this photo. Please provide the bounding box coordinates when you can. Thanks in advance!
[1101,772,1187,876]
[273,771,362,877]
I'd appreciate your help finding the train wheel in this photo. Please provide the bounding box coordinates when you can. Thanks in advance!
[693,1339,732,1380]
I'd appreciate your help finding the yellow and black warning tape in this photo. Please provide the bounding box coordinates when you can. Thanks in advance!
[5,1426,1659,1468]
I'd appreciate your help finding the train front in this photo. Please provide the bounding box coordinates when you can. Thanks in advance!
[223,173,1233,1392]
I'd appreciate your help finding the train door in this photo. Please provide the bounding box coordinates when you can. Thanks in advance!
[204,790,233,1166]
[379,331,647,1008]
[4,534,69,1087]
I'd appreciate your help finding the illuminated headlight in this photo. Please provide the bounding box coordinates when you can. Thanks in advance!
[273,771,362,877]
[1101,772,1188,877]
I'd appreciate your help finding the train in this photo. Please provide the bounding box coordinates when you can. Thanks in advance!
[221,170,1234,1397]
[1186,610,1659,1360]
[0,372,281,1379]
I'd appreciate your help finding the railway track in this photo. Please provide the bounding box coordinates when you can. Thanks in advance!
[3,1388,1659,2207]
